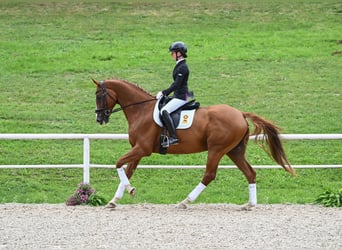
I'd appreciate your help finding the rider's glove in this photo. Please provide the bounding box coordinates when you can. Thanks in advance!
[156,91,163,99]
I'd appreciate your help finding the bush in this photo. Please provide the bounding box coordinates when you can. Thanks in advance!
[315,188,342,207]
[66,182,107,206]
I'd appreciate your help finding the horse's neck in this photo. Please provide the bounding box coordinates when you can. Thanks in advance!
[109,80,149,104]
[109,80,154,122]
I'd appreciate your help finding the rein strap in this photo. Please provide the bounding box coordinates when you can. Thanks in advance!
[111,99,155,113]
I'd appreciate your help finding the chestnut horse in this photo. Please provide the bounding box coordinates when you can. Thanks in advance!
[93,79,295,209]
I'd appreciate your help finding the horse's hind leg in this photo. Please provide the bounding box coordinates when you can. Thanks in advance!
[177,150,223,209]
[227,140,257,210]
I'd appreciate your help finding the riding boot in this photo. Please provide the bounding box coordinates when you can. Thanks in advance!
[161,110,179,146]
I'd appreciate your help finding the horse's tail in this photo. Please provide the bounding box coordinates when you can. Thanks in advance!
[243,112,296,176]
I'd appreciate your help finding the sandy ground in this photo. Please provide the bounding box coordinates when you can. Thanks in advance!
[0,203,341,249]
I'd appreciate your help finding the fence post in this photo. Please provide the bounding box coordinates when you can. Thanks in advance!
[83,136,90,184]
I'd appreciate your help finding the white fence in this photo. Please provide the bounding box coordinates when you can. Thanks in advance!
[0,133,341,183]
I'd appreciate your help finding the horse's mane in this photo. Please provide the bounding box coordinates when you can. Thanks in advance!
[112,78,154,97]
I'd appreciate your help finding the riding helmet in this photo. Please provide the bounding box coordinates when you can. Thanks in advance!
[169,41,187,58]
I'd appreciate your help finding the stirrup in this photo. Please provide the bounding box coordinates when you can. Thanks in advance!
[161,135,169,148]
[161,136,178,148]
[169,137,179,145]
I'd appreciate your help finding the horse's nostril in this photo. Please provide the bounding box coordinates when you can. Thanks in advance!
[96,117,102,124]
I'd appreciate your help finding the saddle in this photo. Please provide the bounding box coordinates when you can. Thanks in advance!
[153,96,200,154]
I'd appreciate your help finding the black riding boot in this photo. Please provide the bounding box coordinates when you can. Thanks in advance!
[161,110,179,146]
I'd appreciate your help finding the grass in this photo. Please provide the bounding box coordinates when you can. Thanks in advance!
[0,0,341,205]
[1,168,340,205]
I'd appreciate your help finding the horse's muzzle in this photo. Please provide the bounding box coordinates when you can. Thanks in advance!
[96,116,109,125]
[95,109,110,125]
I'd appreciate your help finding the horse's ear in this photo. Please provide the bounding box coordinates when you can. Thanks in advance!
[92,78,100,87]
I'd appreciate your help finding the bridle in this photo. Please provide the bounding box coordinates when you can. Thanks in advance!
[95,80,155,122]
[95,81,117,121]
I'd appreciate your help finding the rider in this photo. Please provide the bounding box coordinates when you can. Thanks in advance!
[156,41,190,146]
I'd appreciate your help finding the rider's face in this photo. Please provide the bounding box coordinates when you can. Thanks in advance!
[170,51,181,61]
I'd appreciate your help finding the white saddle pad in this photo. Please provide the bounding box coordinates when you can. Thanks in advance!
[153,99,195,129]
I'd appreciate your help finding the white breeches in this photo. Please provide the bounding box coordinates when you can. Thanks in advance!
[160,98,187,114]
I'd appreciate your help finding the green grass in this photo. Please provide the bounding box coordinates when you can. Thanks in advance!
[0,0,341,205]
[0,168,340,205]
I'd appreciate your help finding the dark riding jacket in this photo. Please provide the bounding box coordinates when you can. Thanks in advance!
[162,59,189,100]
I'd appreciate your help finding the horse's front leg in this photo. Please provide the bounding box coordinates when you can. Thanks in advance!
[124,159,140,196]
[106,147,145,209]
[106,162,139,209]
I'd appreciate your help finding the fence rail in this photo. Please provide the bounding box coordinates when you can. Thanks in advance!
[1,133,341,183]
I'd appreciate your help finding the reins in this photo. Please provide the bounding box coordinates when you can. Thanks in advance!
[111,98,156,113]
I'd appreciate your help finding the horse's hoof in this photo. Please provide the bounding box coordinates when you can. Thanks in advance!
[240,203,256,211]
[175,202,187,209]
[105,202,117,209]
[128,187,136,197]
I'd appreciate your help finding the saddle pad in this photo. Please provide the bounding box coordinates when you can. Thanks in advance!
[153,99,195,129]
[176,110,196,129]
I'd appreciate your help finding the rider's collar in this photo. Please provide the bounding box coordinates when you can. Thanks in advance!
[176,58,185,64]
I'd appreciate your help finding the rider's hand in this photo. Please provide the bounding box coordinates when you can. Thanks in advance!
[156,91,163,99]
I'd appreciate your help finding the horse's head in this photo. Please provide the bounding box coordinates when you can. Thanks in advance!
[93,79,118,125]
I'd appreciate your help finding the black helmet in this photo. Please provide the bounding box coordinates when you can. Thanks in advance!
[169,41,187,58]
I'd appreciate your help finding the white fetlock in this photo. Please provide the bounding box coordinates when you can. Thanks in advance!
[176,198,190,209]
[176,182,206,209]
